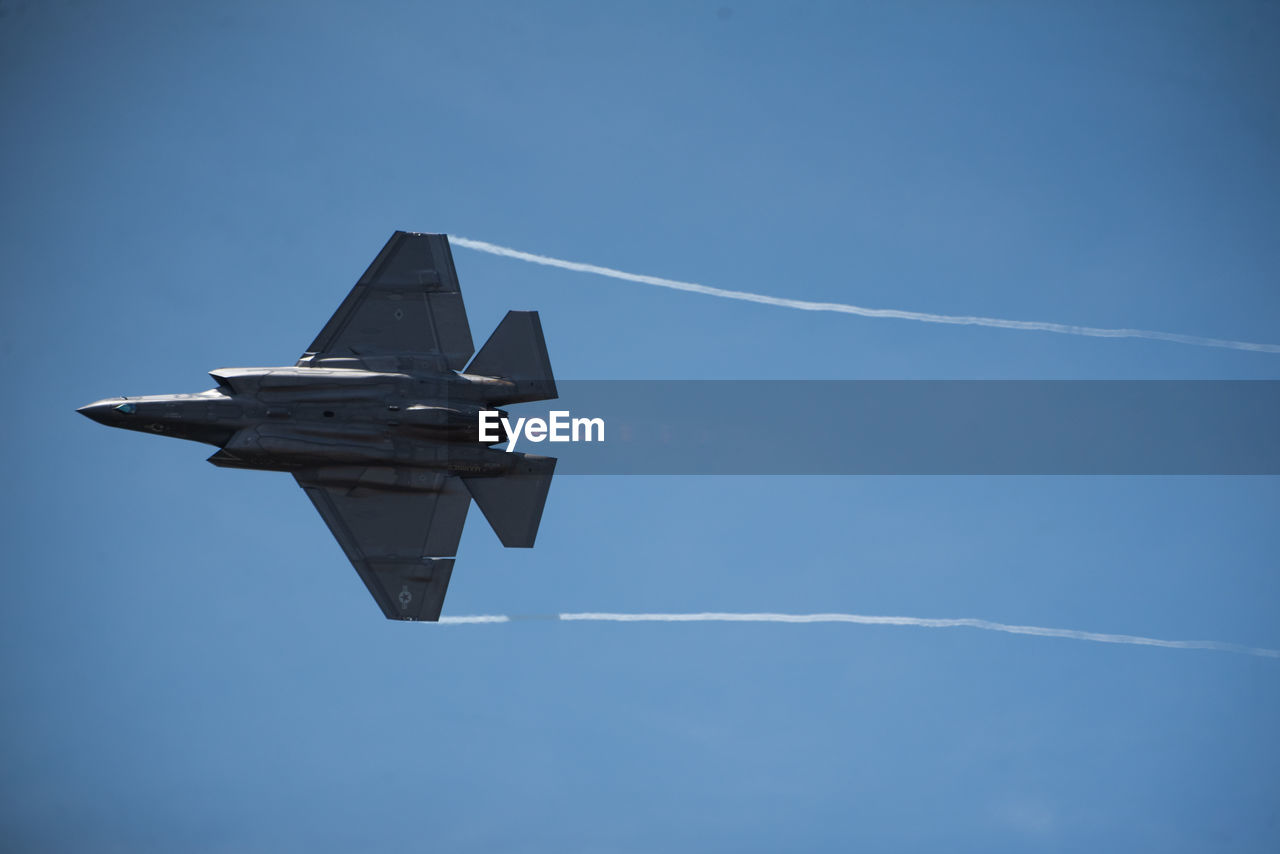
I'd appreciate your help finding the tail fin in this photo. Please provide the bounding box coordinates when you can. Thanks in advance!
[462,454,556,548]
[465,310,557,404]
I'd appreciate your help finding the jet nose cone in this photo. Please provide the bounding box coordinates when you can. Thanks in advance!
[77,399,122,425]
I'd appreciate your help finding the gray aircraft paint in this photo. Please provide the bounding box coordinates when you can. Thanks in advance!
[79,232,558,622]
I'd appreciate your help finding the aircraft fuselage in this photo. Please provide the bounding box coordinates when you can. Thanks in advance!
[78,366,519,483]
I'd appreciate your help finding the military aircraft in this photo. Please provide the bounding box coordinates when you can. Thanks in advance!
[78,232,557,621]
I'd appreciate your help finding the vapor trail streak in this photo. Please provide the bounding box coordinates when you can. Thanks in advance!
[449,236,1280,354]
[437,615,511,624]
[437,612,1280,658]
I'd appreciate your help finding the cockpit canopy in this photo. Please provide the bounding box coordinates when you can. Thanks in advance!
[114,403,136,414]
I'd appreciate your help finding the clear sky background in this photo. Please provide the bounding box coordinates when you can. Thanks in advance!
[3,1,1279,851]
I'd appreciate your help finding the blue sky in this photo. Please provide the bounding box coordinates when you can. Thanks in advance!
[3,1,1279,851]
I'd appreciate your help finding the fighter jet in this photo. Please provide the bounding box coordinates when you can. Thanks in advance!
[78,232,557,621]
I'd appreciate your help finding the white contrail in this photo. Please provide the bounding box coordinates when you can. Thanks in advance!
[436,615,510,624]
[437,611,1280,658]
[449,235,1280,354]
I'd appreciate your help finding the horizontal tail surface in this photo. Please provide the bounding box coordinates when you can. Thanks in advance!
[462,454,556,548]
[465,310,557,404]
